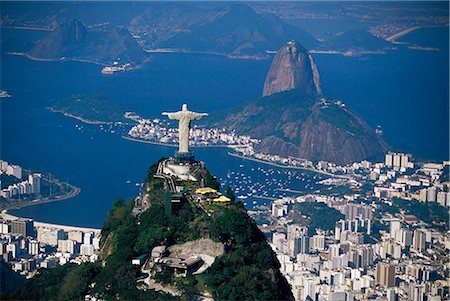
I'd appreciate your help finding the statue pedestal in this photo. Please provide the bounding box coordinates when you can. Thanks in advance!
[162,158,197,181]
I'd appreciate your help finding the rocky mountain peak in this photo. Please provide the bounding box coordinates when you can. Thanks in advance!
[55,19,87,44]
[262,40,322,97]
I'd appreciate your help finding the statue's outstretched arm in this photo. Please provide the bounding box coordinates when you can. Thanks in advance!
[192,112,208,120]
[162,112,182,120]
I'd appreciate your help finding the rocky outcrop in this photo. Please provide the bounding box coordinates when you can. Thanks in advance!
[214,39,389,164]
[168,238,225,258]
[262,41,321,97]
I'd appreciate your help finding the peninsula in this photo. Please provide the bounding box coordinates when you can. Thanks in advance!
[51,94,128,124]
[0,160,80,211]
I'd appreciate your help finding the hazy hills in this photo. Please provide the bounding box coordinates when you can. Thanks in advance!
[2,1,437,60]
[2,2,393,61]
[28,19,147,65]
[156,4,318,58]
[317,30,393,53]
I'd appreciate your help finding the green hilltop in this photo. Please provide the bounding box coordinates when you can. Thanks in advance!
[6,159,293,301]
[52,94,127,124]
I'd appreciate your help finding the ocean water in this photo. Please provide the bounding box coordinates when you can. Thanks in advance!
[1,26,448,227]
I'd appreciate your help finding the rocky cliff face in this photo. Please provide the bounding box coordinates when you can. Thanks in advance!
[262,41,321,97]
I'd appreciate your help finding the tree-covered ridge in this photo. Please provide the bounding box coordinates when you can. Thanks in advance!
[52,94,127,123]
[6,160,293,300]
[0,260,24,296]
[207,205,292,301]
[213,88,388,164]
[290,202,345,236]
[392,198,449,232]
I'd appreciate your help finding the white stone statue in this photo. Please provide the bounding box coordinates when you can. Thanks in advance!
[162,104,208,153]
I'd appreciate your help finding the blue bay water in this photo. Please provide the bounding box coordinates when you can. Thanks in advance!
[1,27,448,227]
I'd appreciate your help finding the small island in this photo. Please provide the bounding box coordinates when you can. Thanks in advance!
[51,94,128,124]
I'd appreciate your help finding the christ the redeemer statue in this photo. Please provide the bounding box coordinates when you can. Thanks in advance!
[162,104,208,154]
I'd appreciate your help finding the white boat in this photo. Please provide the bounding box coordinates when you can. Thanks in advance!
[0,90,11,98]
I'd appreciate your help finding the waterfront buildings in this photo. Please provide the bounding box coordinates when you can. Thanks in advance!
[11,218,34,237]
[0,215,101,278]
[0,160,42,198]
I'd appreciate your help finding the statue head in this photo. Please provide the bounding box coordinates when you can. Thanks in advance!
[182,104,188,111]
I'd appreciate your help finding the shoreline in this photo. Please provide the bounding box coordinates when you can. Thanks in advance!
[6,52,107,66]
[6,52,149,73]
[227,152,349,179]
[122,135,178,148]
[122,135,347,179]
[0,211,100,233]
[386,26,422,43]
[1,168,81,211]
[144,48,270,60]
[0,182,81,212]
[1,25,51,31]
[49,108,114,125]
[121,135,234,149]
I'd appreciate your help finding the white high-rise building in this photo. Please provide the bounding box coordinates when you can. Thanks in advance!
[84,232,93,245]
[427,187,437,203]
[401,154,410,168]
[385,152,412,169]
[57,239,78,254]
[393,154,402,168]
[287,224,309,257]
[80,244,94,256]
[310,234,325,251]
[390,220,401,239]
[437,191,449,207]
[6,165,22,179]
[272,232,286,252]
[0,222,10,234]
[0,160,9,171]
[412,229,427,253]
[385,153,394,167]
[28,173,41,194]
[92,237,100,250]
[28,240,39,255]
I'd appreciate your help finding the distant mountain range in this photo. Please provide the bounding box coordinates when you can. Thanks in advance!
[317,30,393,53]
[2,2,395,62]
[28,19,147,65]
[212,41,389,164]
[155,4,318,58]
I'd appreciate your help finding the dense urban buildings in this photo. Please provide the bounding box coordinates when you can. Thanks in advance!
[0,160,41,198]
[0,215,101,278]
